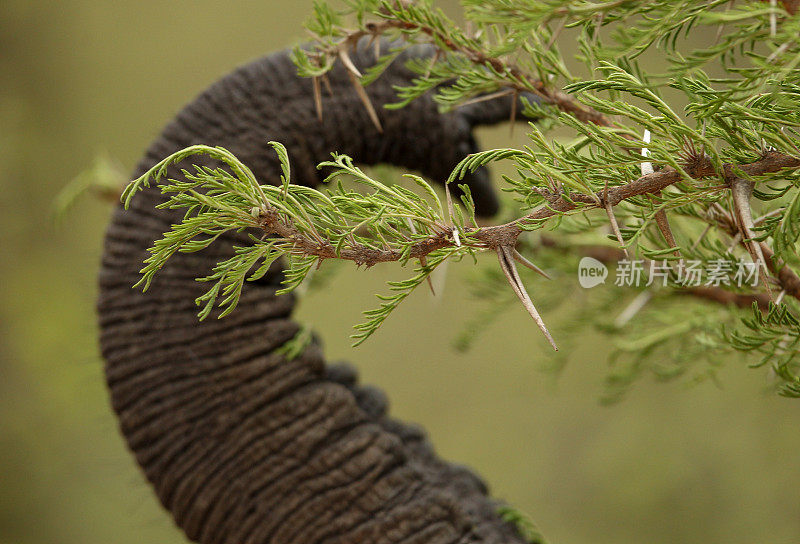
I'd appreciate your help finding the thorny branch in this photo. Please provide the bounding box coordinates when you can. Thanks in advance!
[305,6,800,329]
[255,151,800,309]
[703,197,800,304]
[311,16,611,126]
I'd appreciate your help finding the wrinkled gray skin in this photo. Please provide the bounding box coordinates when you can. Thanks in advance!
[99,41,531,544]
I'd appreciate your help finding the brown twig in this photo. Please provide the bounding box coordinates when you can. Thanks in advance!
[301,19,800,309]
[654,208,681,258]
[779,0,800,15]
[323,18,612,126]
[256,151,800,305]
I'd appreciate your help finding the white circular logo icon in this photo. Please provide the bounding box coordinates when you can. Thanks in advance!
[578,257,608,288]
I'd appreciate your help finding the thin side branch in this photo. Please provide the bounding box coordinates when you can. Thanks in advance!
[319,18,611,125]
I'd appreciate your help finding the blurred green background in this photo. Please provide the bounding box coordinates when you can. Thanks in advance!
[1,2,799,543]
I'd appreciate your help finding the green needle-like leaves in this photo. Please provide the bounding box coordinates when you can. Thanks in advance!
[124,0,800,399]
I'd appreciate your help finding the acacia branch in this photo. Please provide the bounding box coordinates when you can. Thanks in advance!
[256,151,800,304]
[481,152,800,303]
[256,207,453,266]
[703,193,800,304]
[474,152,800,239]
[318,15,610,126]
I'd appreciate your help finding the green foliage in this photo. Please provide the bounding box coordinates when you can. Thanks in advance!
[598,298,736,405]
[497,504,548,544]
[728,302,800,397]
[275,325,315,360]
[128,1,800,401]
[122,144,475,344]
[352,248,456,345]
[122,145,269,299]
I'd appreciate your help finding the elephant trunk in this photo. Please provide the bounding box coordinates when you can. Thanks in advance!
[98,41,528,544]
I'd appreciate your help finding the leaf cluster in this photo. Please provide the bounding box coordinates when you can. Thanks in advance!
[122,144,476,344]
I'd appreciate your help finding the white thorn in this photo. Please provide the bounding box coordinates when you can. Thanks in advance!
[726,232,743,253]
[690,224,712,252]
[312,76,323,122]
[731,178,769,279]
[444,181,455,226]
[604,200,630,259]
[344,69,382,133]
[614,291,652,328]
[641,129,654,176]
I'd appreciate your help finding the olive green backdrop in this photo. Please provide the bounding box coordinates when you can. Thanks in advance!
[1,2,799,543]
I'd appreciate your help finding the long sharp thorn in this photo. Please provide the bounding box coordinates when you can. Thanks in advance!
[643,136,679,260]
[456,88,514,109]
[444,181,455,226]
[715,0,733,44]
[423,49,440,79]
[771,0,777,36]
[321,73,334,96]
[312,76,323,121]
[690,224,712,251]
[422,257,436,296]
[726,232,743,253]
[512,249,551,280]
[345,69,383,133]
[367,33,380,61]
[338,47,362,78]
[767,40,792,63]
[731,177,771,295]
[604,201,630,259]
[442,181,462,246]
[430,258,449,300]
[497,246,558,351]
[545,16,567,50]
[614,291,652,328]
[641,129,653,176]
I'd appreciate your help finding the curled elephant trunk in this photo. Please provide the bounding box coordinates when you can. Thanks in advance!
[98,39,531,544]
